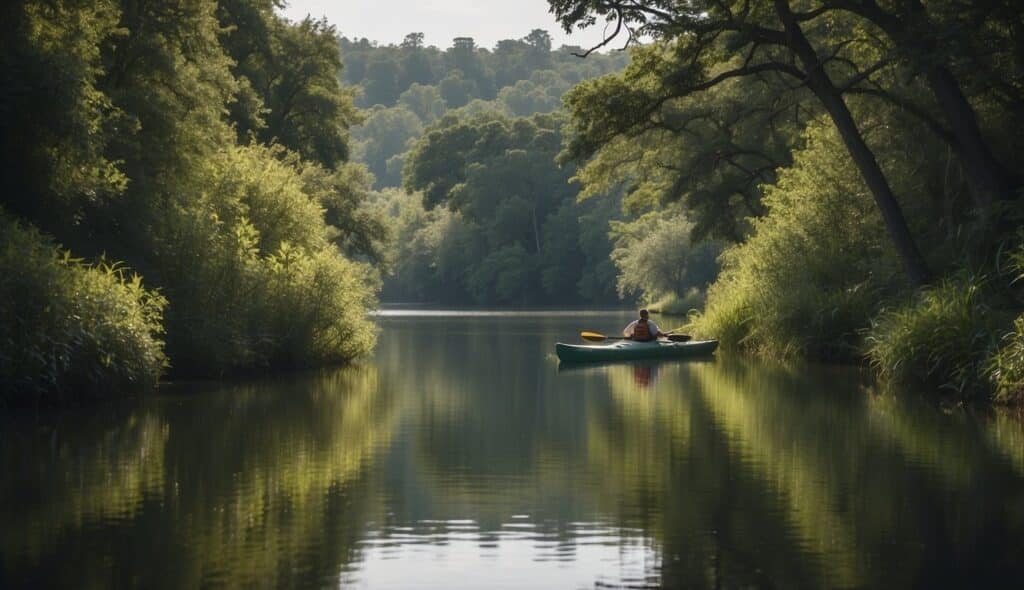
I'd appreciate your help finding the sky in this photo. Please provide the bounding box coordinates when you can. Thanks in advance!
[277,0,617,51]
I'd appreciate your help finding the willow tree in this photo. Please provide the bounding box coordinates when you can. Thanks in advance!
[550,0,933,285]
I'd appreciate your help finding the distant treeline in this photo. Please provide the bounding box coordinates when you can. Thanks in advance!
[339,31,628,188]
[343,32,719,307]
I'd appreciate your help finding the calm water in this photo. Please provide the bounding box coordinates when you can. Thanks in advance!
[4,312,1024,588]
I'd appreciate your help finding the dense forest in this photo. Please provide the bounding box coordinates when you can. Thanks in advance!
[335,32,641,304]
[1,0,385,402]
[4,0,1024,404]
[340,30,720,307]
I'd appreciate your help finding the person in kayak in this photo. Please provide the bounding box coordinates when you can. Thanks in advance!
[623,309,663,342]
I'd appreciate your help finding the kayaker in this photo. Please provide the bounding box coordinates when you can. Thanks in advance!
[623,309,663,342]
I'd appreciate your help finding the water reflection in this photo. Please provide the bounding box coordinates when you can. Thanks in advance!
[3,313,1024,588]
[2,367,396,588]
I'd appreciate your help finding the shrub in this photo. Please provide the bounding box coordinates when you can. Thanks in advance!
[688,120,905,359]
[866,277,997,398]
[647,288,706,317]
[147,144,378,375]
[0,216,167,404]
[610,212,723,306]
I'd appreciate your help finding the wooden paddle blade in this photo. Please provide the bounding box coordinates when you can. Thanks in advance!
[667,334,692,342]
[580,331,608,342]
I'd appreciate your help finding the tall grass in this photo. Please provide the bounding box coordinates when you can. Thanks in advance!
[866,277,998,398]
[988,315,1024,403]
[986,240,1024,403]
[0,215,167,404]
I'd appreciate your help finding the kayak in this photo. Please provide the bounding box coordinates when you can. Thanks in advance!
[555,339,719,363]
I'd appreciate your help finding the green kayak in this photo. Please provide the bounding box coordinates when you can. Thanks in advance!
[556,339,719,363]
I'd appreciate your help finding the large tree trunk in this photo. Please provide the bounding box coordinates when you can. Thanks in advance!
[851,0,1018,208]
[922,68,1016,208]
[908,1,1017,207]
[776,0,932,286]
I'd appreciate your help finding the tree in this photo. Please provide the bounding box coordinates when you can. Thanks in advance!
[439,70,479,108]
[398,83,446,122]
[401,32,424,49]
[352,106,423,187]
[498,80,561,116]
[610,212,722,303]
[361,52,402,107]
[0,0,126,237]
[400,113,615,305]
[0,0,382,386]
[549,0,933,285]
[522,28,553,70]
[400,45,435,88]
[565,50,802,242]
[819,0,1019,209]
[219,5,359,169]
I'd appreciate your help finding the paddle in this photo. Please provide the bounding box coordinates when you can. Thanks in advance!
[580,330,692,343]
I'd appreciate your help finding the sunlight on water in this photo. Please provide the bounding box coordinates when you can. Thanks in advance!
[3,313,1024,588]
[347,530,658,589]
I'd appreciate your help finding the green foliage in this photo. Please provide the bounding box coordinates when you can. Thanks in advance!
[1,1,382,393]
[863,234,1024,402]
[646,289,707,316]
[147,144,378,375]
[988,315,1024,404]
[396,112,621,305]
[689,119,915,359]
[352,106,423,187]
[983,242,1024,403]
[610,212,723,304]
[398,83,446,123]
[564,44,802,242]
[340,33,627,189]
[467,243,537,304]
[101,0,239,189]
[867,277,997,398]
[219,2,359,168]
[380,169,622,306]
[0,0,126,229]
[498,78,564,116]
[0,215,166,404]
[300,160,391,265]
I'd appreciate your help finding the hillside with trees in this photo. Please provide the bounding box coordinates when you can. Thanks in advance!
[340,29,627,190]
[339,31,656,306]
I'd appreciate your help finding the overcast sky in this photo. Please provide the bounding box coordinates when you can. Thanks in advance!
[278,0,616,51]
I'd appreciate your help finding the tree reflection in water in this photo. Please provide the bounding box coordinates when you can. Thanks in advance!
[1,367,397,589]
[4,314,1024,589]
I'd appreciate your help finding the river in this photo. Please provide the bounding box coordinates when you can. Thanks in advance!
[3,311,1024,588]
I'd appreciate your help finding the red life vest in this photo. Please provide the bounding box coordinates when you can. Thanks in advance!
[633,320,654,341]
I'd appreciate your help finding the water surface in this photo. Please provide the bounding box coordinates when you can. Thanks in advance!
[3,312,1024,588]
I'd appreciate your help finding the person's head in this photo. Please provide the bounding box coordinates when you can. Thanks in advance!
[639,309,649,321]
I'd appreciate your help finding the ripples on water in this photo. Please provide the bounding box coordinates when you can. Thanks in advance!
[3,312,1024,588]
